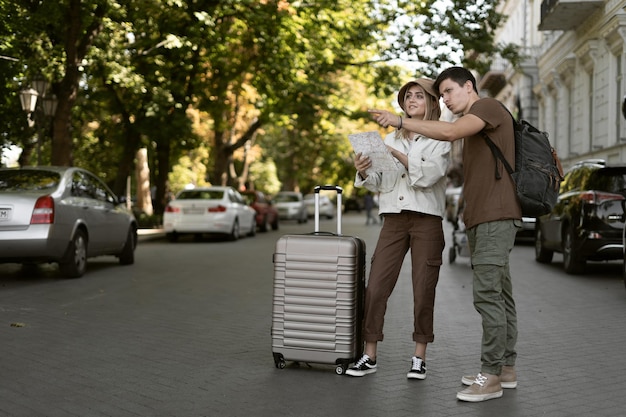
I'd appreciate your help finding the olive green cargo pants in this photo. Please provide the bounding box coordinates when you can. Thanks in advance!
[466,219,521,375]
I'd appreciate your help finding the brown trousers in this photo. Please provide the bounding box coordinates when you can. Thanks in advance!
[362,211,444,344]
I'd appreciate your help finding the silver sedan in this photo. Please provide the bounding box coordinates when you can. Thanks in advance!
[0,166,137,278]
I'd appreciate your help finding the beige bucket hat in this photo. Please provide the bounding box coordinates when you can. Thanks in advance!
[397,77,438,112]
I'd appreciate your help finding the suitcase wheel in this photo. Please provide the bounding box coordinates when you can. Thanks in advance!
[335,364,347,375]
[273,353,286,369]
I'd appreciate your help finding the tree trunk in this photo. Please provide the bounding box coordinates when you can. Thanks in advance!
[212,129,232,186]
[135,148,153,216]
[17,139,36,167]
[112,127,142,197]
[211,119,264,187]
[50,93,74,166]
[50,0,106,166]
[153,138,171,216]
[235,141,252,191]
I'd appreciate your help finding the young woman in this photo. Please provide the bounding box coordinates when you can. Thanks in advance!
[347,78,450,379]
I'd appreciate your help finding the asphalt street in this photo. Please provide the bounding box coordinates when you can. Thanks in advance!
[1,213,626,417]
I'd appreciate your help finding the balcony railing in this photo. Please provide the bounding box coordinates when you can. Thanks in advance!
[539,0,603,31]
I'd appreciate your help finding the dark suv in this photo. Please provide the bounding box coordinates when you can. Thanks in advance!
[535,160,626,274]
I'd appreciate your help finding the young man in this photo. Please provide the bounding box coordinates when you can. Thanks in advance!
[369,67,521,402]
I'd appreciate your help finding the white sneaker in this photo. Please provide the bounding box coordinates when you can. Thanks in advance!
[406,356,426,380]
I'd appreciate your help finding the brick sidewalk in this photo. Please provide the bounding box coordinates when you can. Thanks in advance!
[2,214,625,417]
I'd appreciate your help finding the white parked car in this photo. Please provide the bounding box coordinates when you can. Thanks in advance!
[0,166,137,278]
[163,186,256,241]
[303,194,335,219]
[273,191,308,223]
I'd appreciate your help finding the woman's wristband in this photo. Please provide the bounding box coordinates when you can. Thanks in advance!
[398,116,403,129]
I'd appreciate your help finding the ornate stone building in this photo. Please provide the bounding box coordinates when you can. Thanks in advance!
[480,0,626,169]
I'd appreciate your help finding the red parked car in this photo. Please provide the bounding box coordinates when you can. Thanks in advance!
[241,190,279,232]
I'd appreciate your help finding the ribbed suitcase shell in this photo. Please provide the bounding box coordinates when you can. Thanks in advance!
[271,186,365,374]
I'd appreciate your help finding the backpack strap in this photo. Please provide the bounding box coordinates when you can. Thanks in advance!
[483,133,514,179]
[482,103,515,180]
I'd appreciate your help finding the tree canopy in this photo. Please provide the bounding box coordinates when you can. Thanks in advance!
[1,0,516,215]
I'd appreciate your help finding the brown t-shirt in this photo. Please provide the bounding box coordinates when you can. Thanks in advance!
[462,97,522,229]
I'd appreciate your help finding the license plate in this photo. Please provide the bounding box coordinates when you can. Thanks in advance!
[183,208,205,215]
[0,208,12,221]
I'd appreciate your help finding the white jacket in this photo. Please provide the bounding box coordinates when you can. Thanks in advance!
[354,130,450,218]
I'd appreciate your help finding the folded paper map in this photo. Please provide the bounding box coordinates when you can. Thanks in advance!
[348,131,401,176]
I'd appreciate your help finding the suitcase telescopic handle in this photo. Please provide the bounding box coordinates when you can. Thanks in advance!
[314,185,342,234]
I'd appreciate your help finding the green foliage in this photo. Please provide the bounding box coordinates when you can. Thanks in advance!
[167,147,211,195]
[248,158,281,196]
[133,211,163,229]
[416,0,517,75]
[0,1,42,150]
[1,0,519,203]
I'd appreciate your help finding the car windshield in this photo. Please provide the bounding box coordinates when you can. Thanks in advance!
[0,170,60,191]
[588,169,626,193]
[178,190,224,200]
[275,194,300,202]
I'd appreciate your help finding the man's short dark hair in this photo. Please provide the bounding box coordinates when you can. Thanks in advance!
[433,66,478,95]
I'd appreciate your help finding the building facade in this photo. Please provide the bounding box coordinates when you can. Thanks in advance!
[480,0,626,170]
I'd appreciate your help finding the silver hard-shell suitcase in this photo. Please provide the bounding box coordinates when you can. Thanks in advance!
[271,185,366,374]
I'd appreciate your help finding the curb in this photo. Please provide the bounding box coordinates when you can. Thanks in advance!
[137,228,165,242]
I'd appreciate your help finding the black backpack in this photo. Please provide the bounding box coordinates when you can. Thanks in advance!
[483,107,564,218]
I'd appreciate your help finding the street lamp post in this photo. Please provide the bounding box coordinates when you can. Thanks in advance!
[31,77,49,100]
[19,77,56,165]
[19,87,39,128]
[37,94,58,165]
[42,95,58,118]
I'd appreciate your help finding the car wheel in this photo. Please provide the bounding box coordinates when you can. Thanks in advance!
[260,215,269,232]
[59,229,88,278]
[534,226,553,263]
[229,219,240,241]
[118,227,136,265]
[563,227,585,274]
[166,232,179,242]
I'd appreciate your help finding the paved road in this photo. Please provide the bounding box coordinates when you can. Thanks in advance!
[1,213,625,417]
